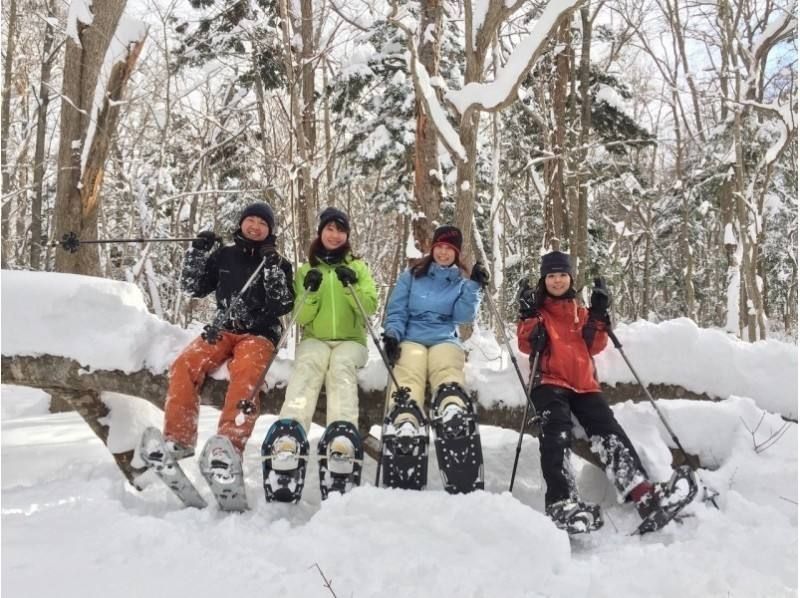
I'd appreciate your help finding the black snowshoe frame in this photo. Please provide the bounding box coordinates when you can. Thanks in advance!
[633,465,698,535]
[380,390,429,490]
[430,383,484,494]
[261,418,310,503]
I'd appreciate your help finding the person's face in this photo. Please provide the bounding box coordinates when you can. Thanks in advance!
[432,244,457,267]
[545,272,571,296]
[241,215,270,241]
[320,222,348,250]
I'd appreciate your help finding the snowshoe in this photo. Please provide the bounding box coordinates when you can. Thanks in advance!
[199,435,248,512]
[138,426,207,509]
[261,418,309,503]
[380,389,429,490]
[546,499,604,535]
[317,421,363,500]
[430,383,484,494]
[634,465,698,535]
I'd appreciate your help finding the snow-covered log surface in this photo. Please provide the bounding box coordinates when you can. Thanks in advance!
[2,270,796,418]
[1,386,796,597]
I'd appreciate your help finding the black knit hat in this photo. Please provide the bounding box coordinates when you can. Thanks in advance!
[432,225,463,254]
[540,251,573,277]
[317,206,350,235]
[239,202,275,232]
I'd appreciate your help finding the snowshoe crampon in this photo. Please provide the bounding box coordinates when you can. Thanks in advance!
[318,421,363,500]
[546,499,604,535]
[380,389,429,490]
[199,435,248,512]
[430,383,484,494]
[261,419,309,503]
[138,426,207,509]
[634,465,698,535]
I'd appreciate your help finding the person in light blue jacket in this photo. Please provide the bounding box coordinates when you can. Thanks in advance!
[381,225,489,435]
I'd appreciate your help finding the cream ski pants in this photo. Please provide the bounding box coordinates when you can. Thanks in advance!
[280,338,368,435]
[387,341,467,418]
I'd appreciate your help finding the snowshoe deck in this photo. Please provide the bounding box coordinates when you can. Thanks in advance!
[318,421,363,500]
[380,398,429,490]
[430,388,484,494]
[633,466,698,535]
[138,427,207,509]
[261,419,309,503]
[199,435,248,512]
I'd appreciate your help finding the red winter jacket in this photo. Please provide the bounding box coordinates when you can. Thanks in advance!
[517,296,608,394]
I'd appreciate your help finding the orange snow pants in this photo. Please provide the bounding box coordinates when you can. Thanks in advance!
[163,331,275,454]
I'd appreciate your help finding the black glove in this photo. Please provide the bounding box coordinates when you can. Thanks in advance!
[518,283,539,320]
[529,325,548,354]
[258,244,282,267]
[303,269,323,292]
[470,262,490,288]
[335,265,358,286]
[589,278,611,319]
[201,324,222,345]
[192,230,219,252]
[382,334,401,367]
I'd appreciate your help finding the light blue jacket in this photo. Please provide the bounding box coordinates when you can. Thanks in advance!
[383,264,482,347]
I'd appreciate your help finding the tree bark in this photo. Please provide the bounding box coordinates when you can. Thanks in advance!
[53,0,146,275]
[1,0,18,268]
[30,1,57,270]
[411,0,444,251]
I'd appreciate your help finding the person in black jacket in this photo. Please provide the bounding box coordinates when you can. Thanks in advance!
[162,202,294,457]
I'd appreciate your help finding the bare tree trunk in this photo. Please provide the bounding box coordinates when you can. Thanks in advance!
[411,0,443,251]
[30,1,57,270]
[1,0,18,267]
[53,0,146,275]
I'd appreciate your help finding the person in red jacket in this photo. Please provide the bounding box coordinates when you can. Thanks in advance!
[517,251,690,534]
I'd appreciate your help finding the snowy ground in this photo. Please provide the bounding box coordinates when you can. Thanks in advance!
[2,271,798,597]
[2,384,797,598]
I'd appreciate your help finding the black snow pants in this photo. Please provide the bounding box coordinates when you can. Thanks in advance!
[531,384,649,506]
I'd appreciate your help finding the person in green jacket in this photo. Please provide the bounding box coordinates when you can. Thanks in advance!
[264,207,377,499]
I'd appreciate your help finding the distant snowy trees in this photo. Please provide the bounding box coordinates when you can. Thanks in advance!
[0,0,796,340]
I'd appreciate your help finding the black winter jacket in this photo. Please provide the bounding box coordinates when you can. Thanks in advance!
[181,232,295,345]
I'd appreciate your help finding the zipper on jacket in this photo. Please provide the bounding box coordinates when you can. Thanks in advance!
[329,265,337,338]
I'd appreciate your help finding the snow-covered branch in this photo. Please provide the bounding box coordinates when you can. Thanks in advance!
[445,0,582,114]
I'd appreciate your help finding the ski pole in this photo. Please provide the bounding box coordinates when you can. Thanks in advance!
[341,278,410,486]
[51,231,219,253]
[481,292,545,491]
[236,287,312,415]
[202,254,269,344]
[509,349,542,492]
[606,328,720,509]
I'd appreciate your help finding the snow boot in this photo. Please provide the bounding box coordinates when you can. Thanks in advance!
[318,421,363,500]
[138,426,206,509]
[633,465,698,534]
[430,383,484,494]
[546,499,604,535]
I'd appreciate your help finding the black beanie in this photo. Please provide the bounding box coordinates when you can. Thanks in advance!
[540,251,573,277]
[432,225,463,253]
[317,206,350,235]
[239,202,275,232]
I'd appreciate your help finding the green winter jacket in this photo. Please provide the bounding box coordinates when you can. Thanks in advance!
[294,256,378,345]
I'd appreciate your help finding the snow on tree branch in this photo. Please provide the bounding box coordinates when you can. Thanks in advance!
[66,0,94,45]
[446,0,582,114]
[80,16,149,179]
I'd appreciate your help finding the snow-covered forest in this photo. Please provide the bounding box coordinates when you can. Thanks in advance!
[1,0,797,341]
